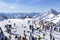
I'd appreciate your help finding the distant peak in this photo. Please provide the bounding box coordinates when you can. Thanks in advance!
[51,9,54,11]
[50,9,56,12]
[48,9,58,15]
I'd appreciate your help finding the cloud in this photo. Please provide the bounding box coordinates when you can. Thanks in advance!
[0,0,43,13]
[0,1,20,13]
[0,0,21,9]
[0,2,16,9]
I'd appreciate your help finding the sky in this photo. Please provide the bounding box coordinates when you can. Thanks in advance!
[0,0,60,13]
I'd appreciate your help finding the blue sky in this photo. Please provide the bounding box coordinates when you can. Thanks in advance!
[0,0,60,13]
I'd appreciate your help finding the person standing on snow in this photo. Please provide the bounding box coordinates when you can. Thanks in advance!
[23,31,27,40]
[28,20,30,24]
[9,35,11,40]
[0,27,4,35]
[18,35,21,40]
[38,35,41,40]
[43,33,45,39]
[15,35,18,40]
[53,37,55,40]
[14,23,16,26]
[31,25,34,33]
[0,27,4,40]
[22,37,27,40]
[50,33,52,40]
[29,32,32,40]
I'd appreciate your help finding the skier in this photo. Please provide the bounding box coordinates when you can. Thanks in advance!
[9,35,11,40]
[22,37,26,40]
[9,24,12,28]
[28,20,30,24]
[29,25,33,30]
[14,23,16,26]
[1,37,3,40]
[5,24,8,28]
[43,33,45,39]
[0,27,4,36]
[29,32,32,40]
[23,31,27,40]
[18,35,21,40]
[53,37,55,40]
[54,27,57,31]
[32,36,35,40]
[24,31,25,36]
[38,35,41,40]
[31,25,34,33]
[29,25,32,30]
[5,36,8,40]
[50,33,52,40]
[7,28,11,34]
[0,27,4,40]
[29,36,32,40]
[15,35,18,40]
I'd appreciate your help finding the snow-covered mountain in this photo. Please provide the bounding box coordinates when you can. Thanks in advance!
[51,14,60,23]
[0,9,60,23]
[34,9,60,23]
[0,13,40,19]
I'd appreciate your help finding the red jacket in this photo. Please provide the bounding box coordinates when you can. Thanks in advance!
[22,37,26,40]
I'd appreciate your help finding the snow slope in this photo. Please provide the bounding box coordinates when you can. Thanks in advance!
[34,9,60,23]
[0,18,60,40]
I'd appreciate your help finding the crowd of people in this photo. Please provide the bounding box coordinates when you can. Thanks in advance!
[0,20,58,40]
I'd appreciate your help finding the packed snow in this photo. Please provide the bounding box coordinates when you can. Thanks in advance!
[0,18,60,40]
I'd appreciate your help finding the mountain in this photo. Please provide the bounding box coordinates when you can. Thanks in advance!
[0,9,60,23]
[48,9,58,15]
[50,14,60,23]
[0,13,40,20]
[34,9,60,23]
